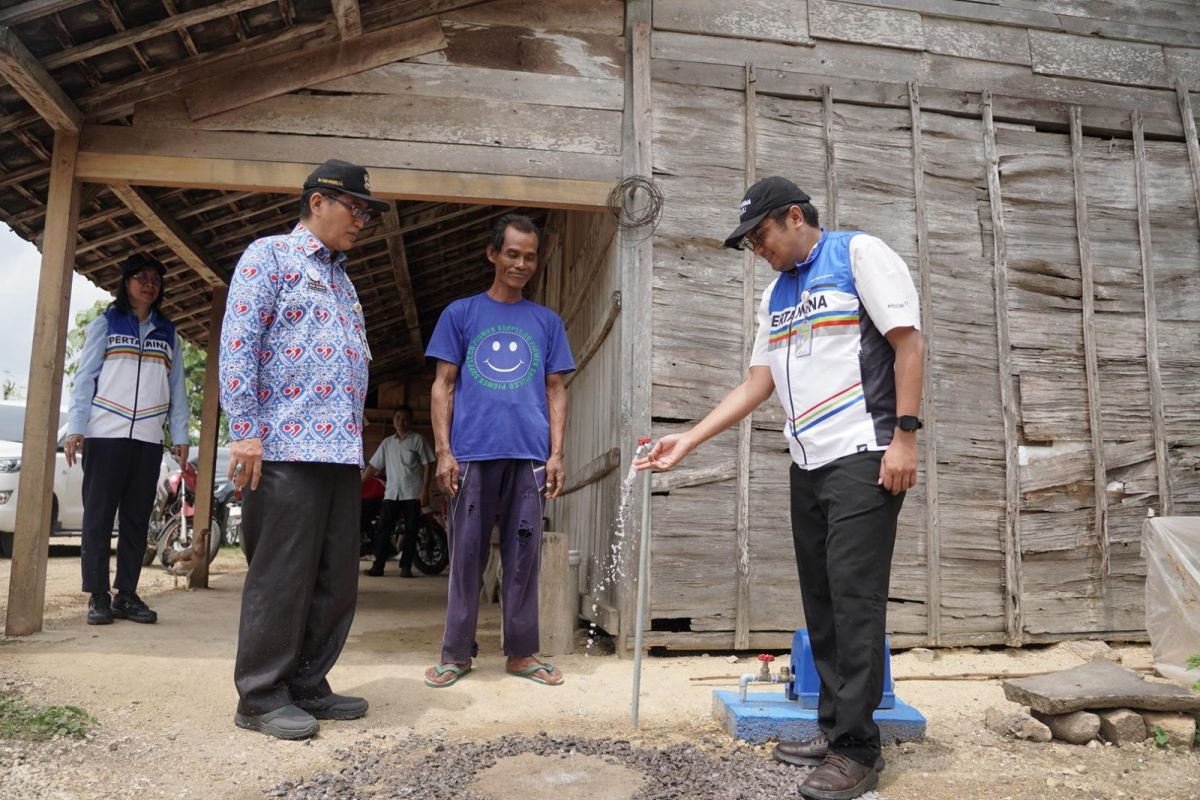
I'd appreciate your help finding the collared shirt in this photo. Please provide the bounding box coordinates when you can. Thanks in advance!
[67,309,188,444]
[219,223,369,465]
[368,430,435,501]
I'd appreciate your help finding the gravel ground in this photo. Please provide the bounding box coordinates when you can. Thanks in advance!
[266,732,885,800]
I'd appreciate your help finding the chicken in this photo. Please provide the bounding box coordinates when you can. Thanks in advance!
[165,527,209,587]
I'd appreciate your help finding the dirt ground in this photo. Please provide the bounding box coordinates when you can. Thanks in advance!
[1,548,1198,800]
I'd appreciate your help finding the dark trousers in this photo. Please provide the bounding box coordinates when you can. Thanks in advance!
[441,459,545,664]
[234,461,360,716]
[790,451,903,767]
[371,498,422,570]
[80,437,163,595]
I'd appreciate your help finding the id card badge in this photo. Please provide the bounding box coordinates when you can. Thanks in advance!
[793,320,813,358]
[352,302,372,361]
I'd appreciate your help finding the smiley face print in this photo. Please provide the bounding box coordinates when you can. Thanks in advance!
[467,325,541,390]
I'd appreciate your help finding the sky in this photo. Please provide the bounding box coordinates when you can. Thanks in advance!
[0,223,113,396]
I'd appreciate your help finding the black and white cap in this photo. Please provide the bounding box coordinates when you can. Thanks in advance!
[723,176,811,250]
[303,159,389,212]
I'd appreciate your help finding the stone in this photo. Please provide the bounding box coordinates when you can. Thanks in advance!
[986,706,1052,742]
[1098,709,1148,746]
[1033,710,1101,745]
[909,647,937,663]
[1003,662,1200,715]
[1061,640,1123,664]
[1140,711,1197,747]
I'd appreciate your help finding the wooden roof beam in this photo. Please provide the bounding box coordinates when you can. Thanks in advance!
[331,0,362,38]
[108,184,227,287]
[0,0,90,27]
[0,25,81,130]
[381,203,423,360]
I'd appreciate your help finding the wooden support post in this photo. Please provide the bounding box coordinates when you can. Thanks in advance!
[1131,111,1172,516]
[1069,106,1110,578]
[617,2,652,656]
[733,63,756,652]
[330,0,362,38]
[908,82,941,646]
[981,93,1023,647]
[1176,80,1200,233]
[537,532,574,656]
[5,130,81,636]
[822,85,838,230]
[189,286,227,589]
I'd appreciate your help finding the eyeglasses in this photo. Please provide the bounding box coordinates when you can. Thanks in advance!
[323,194,373,224]
[741,219,772,251]
[131,272,162,287]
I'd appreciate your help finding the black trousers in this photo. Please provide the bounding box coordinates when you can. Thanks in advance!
[234,461,360,716]
[790,451,903,767]
[371,498,422,570]
[80,437,163,595]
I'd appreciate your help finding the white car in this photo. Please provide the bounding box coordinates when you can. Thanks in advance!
[0,400,85,558]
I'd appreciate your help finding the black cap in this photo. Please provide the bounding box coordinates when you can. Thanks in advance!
[723,176,811,249]
[121,253,165,278]
[302,159,389,212]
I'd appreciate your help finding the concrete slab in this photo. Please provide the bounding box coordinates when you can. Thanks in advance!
[713,688,926,745]
[473,752,644,800]
[1003,662,1200,715]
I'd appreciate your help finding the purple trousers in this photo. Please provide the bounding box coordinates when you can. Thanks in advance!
[441,459,546,664]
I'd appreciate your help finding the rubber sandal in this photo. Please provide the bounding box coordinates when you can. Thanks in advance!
[506,661,564,686]
[424,663,470,688]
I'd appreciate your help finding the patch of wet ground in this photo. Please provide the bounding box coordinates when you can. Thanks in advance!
[268,732,887,800]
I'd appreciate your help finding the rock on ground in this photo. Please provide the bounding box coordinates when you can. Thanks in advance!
[1061,640,1122,664]
[985,706,1052,742]
[1141,711,1197,748]
[1003,661,1200,715]
[1098,709,1148,746]
[1033,710,1100,745]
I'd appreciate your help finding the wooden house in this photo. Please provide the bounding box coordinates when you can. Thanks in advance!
[2,1,1199,653]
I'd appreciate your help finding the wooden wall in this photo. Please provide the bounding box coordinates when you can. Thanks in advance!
[642,0,1200,650]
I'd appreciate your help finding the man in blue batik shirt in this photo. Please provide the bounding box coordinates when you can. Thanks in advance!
[423,213,575,689]
[219,159,385,740]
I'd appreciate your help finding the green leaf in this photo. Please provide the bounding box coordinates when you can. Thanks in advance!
[1152,724,1169,747]
[1186,653,1200,671]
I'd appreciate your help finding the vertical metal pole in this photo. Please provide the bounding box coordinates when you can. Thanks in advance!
[631,441,652,726]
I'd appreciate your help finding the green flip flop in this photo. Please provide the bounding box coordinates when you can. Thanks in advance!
[424,663,471,688]
[506,662,564,686]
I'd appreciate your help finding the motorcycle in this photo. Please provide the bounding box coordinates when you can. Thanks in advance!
[359,478,449,575]
[144,460,223,568]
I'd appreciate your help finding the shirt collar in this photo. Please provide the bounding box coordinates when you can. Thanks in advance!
[794,229,827,272]
[291,223,348,270]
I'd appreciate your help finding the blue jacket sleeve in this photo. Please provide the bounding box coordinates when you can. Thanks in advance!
[167,331,189,444]
[66,315,108,437]
[219,239,280,441]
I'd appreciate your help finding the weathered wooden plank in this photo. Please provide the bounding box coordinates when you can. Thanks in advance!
[189,284,227,589]
[0,25,81,130]
[982,92,1023,647]
[1029,30,1168,88]
[185,17,447,120]
[1021,440,1157,493]
[1069,105,1111,578]
[1165,48,1200,87]
[653,0,812,45]
[330,0,362,38]
[922,16,1031,67]
[434,0,623,34]
[5,130,80,636]
[81,123,620,183]
[0,0,89,27]
[1132,111,1174,516]
[1178,80,1200,236]
[409,17,623,79]
[108,184,226,287]
[379,204,423,360]
[137,93,622,156]
[822,85,838,230]
[76,151,613,210]
[313,61,624,110]
[808,0,924,51]
[560,446,621,497]
[908,83,940,646]
[565,291,621,385]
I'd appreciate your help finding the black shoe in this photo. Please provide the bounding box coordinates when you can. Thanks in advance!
[363,565,385,577]
[399,565,414,578]
[111,592,157,624]
[234,705,319,740]
[294,693,369,720]
[87,593,113,626]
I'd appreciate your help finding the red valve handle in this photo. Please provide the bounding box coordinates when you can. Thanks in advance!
[637,437,652,445]
[757,653,775,663]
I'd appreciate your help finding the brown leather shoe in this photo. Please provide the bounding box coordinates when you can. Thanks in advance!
[799,753,879,800]
[774,736,884,772]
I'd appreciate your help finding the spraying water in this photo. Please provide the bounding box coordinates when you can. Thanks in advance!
[583,452,647,658]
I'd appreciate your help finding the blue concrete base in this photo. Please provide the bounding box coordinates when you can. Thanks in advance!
[713,688,927,746]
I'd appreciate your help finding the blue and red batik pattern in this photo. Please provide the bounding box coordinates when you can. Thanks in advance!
[219,223,369,465]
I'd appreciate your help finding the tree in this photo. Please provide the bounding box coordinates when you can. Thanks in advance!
[63,300,226,446]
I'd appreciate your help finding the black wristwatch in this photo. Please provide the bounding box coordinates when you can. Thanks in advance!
[897,415,923,433]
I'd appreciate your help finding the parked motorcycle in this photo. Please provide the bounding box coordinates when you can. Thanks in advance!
[359,479,449,575]
[144,460,222,568]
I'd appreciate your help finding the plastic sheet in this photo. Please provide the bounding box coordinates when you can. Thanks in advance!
[1143,516,1200,687]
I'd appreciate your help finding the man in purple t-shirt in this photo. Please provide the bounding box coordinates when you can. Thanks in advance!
[423,213,575,689]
